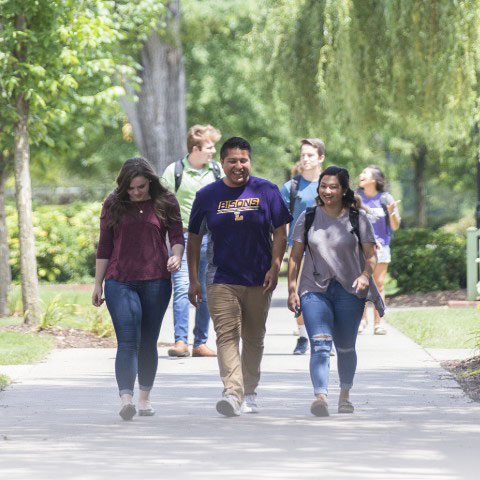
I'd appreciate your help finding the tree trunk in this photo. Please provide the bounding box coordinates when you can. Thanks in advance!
[14,94,41,325]
[413,144,427,227]
[120,0,187,175]
[0,154,12,316]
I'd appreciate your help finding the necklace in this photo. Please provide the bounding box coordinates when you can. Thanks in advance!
[132,201,146,214]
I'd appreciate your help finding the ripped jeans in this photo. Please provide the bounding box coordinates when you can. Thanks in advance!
[300,280,366,395]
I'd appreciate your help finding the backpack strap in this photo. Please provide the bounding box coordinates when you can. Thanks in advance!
[348,207,362,249]
[174,158,184,192]
[303,206,316,249]
[379,192,391,234]
[210,160,222,180]
[289,175,301,214]
[175,159,221,192]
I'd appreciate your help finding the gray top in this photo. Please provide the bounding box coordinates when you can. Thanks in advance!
[292,206,385,316]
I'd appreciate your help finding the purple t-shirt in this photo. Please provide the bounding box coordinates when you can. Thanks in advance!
[189,176,293,286]
[358,191,396,247]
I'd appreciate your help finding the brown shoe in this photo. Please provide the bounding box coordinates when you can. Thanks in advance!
[310,398,329,417]
[192,344,217,357]
[168,341,190,357]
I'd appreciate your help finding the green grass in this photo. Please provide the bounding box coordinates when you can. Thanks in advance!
[4,285,98,330]
[2,285,114,339]
[0,331,54,365]
[387,307,480,349]
[0,374,10,389]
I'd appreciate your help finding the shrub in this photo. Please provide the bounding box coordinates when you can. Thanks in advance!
[6,202,101,283]
[389,228,466,293]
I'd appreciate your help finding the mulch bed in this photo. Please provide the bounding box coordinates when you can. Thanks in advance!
[386,289,467,307]
[442,356,480,403]
[1,324,117,348]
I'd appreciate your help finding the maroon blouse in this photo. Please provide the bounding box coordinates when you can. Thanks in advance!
[96,195,184,282]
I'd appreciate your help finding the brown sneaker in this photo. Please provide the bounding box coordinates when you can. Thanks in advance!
[168,341,190,357]
[192,344,217,357]
[310,398,329,417]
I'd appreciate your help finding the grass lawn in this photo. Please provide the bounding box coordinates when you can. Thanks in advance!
[0,331,54,365]
[387,307,480,349]
[0,286,95,369]
[5,285,102,331]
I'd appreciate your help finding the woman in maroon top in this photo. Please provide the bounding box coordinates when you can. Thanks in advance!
[92,157,184,421]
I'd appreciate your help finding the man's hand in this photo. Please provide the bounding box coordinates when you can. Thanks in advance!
[352,273,370,293]
[188,280,202,308]
[263,267,279,294]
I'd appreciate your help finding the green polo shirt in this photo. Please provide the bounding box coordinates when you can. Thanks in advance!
[161,155,224,229]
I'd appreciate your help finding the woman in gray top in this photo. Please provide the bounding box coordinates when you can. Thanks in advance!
[288,166,384,417]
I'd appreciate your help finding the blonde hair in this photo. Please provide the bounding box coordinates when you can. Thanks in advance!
[187,124,221,153]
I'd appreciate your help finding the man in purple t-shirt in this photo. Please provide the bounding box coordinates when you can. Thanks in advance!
[187,137,292,417]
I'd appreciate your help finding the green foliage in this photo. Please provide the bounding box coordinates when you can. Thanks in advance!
[38,294,80,331]
[86,307,114,338]
[6,202,101,283]
[6,285,22,316]
[3,286,115,338]
[0,374,10,389]
[387,308,480,349]
[389,228,466,293]
[0,330,54,365]
[0,1,167,179]
[256,0,480,225]
[182,0,294,185]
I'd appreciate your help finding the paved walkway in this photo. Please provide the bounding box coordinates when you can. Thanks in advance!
[1,283,479,480]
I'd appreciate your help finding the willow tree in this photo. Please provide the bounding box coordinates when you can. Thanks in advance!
[260,0,480,225]
[182,0,293,185]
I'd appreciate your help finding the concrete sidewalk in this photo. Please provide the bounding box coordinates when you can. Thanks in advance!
[1,282,479,480]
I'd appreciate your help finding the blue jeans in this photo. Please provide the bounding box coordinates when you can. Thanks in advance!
[301,280,366,395]
[172,233,210,347]
[105,278,172,396]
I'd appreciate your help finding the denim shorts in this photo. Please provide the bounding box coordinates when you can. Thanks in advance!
[377,244,391,263]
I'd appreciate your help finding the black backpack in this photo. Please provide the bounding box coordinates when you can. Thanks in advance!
[289,175,302,214]
[303,206,362,250]
[174,158,222,192]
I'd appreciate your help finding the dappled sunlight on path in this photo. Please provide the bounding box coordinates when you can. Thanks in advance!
[1,284,479,479]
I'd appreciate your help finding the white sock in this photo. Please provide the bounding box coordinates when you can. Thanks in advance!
[298,325,308,339]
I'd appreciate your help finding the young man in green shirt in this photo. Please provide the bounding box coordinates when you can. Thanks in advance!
[161,124,222,357]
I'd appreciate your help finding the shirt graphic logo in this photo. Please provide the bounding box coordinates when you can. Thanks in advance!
[217,198,260,221]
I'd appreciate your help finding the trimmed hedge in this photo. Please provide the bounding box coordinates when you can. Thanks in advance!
[6,202,101,283]
[389,228,466,293]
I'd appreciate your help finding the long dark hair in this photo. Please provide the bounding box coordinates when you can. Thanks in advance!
[106,157,180,227]
[363,164,386,192]
[316,166,363,210]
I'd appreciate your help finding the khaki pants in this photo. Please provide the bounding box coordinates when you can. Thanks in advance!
[207,283,272,403]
